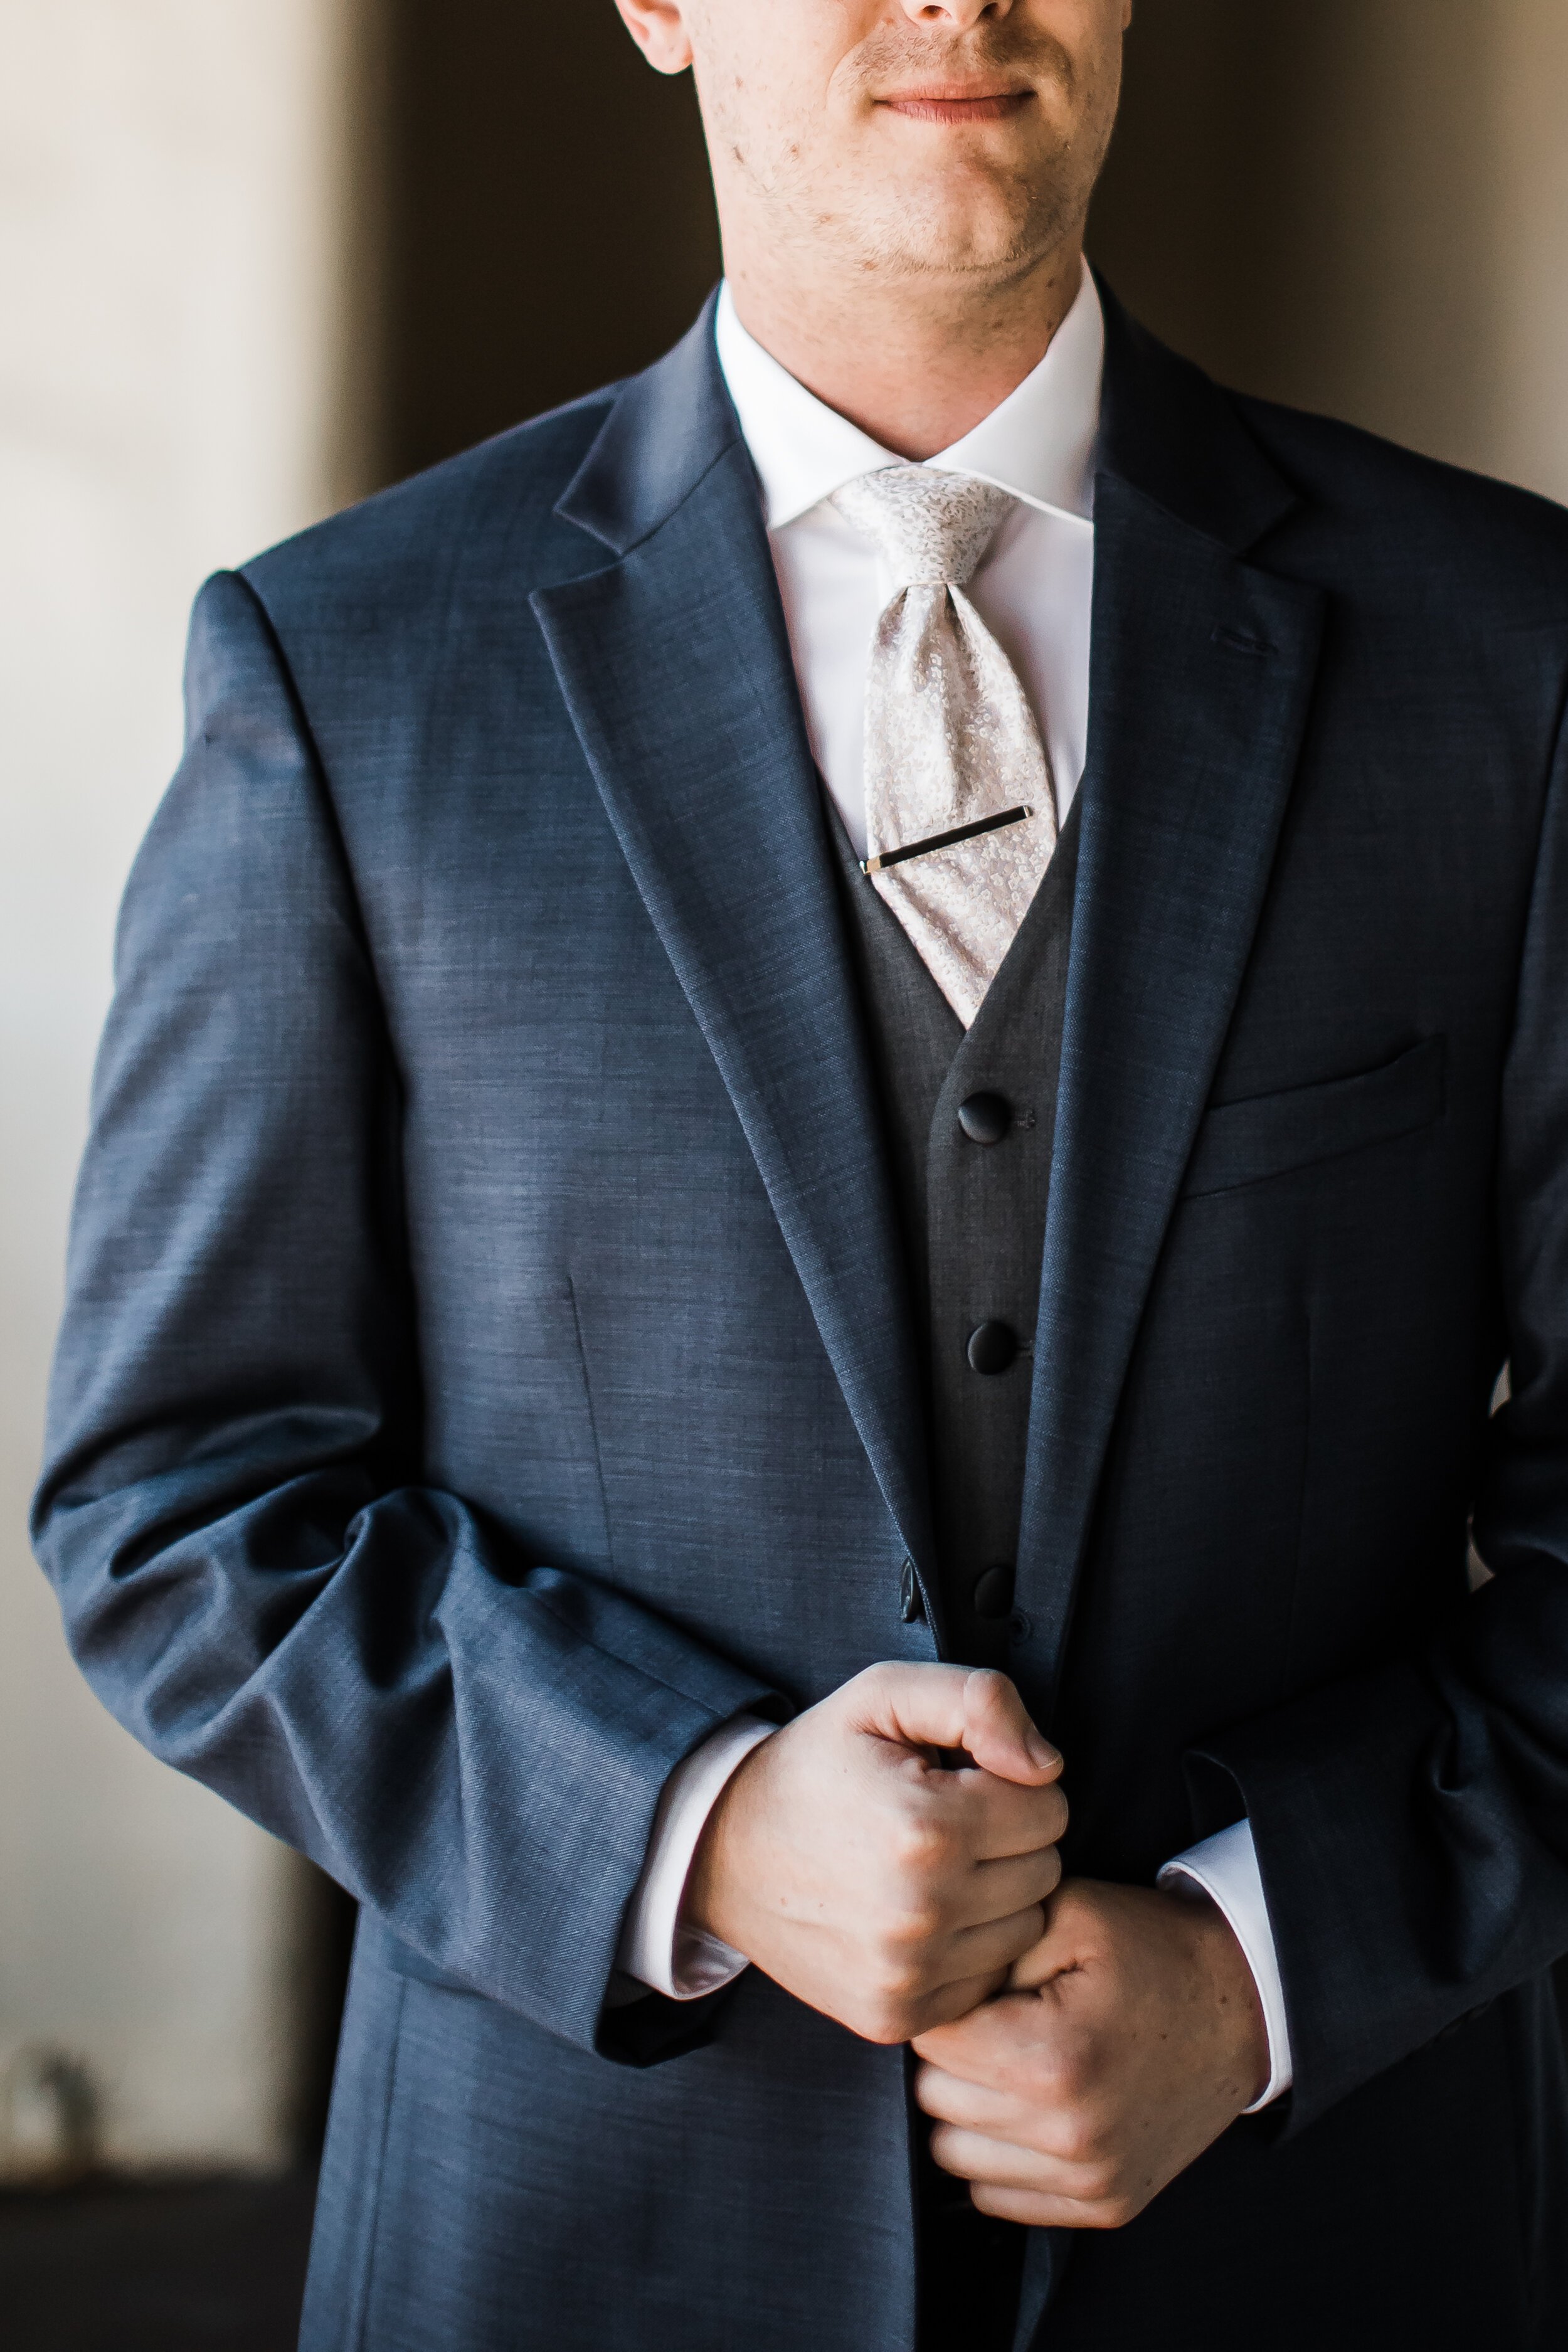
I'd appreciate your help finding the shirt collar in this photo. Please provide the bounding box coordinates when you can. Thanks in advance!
[714,260,1104,531]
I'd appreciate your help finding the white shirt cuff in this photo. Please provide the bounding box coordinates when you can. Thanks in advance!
[1158,1818,1294,2110]
[615,1715,776,2000]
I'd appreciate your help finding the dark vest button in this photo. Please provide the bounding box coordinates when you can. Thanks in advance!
[972,1564,1016,1621]
[899,1559,924,1624]
[967,1320,1019,1375]
[957,1091,1013,1146]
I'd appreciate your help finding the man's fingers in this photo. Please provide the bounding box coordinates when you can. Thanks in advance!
[928,2122,1108,2206]
[903,1966,1014,2035]
[852,1664,1059,1788]
[929,2122,1057,2193]
[932,2130,1136,2233]
[922,2091,1135,2230]
[914,2061,1040,2141]
[968,2181,1121,2230]
[950,1845,1062,1931]
[850,1662,974,1756]
[944,1904,1050,1985]
[915,2059,1095,2171]
[911,1989,1050,2079]
[1007,1925,1069,1992]
[951,1772,1069,1862]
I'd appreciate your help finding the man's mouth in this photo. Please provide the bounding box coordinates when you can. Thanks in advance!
[876,88,1035,125]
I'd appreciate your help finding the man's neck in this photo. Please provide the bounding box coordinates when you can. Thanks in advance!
[721,240,1088,462]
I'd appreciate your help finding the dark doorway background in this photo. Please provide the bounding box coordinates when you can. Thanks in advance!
[376,0,722,483]
[368,0,1451,492]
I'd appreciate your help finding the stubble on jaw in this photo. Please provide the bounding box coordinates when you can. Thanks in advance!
[696,13,1119,293]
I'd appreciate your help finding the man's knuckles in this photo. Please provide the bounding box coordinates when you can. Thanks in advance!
[1051,2188,1143,2231]
[1064,2166,1153,2229]
[847,1996,922,2047]
[1012,2033,1104,2119]
[1071,2159,1133,2210]
[1047,2111,1121,2174]
[847,1660,921,1713]
[1034,1845,1065,1899]
[886,1809,953,1880]
[876,1895,948,1958]
[852,1936,953,2026]
[847,1969,953,2046]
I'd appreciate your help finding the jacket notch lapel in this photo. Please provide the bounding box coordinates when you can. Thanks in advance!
[534,344,935,1586]
[1015,472,1327,1710]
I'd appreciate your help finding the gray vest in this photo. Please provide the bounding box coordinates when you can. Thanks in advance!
[828,803,1081,1670]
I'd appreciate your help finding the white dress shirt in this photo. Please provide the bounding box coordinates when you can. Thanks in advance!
[615,268,1294,2111]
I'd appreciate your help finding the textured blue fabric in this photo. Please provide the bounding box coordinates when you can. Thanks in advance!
[31,290,1568,2348]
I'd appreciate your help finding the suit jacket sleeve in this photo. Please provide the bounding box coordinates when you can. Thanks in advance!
[31,569,785,2065]
[1196,681,1568,2131]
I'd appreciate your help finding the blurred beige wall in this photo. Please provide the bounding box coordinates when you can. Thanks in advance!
[0,0,370,2174]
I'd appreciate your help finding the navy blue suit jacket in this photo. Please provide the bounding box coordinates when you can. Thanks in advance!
[34,292,1568,2348]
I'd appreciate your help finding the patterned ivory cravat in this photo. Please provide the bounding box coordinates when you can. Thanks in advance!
[831,466,1057,1026]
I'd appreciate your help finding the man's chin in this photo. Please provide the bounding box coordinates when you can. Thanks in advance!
[849,196,1062,288]
[846,137,1068,260]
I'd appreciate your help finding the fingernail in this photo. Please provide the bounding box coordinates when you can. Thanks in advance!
[1027,1732,1061,1771]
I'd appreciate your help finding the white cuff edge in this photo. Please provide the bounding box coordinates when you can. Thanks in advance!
[615,1716,776,2001]
[1158,1820,1294,2111]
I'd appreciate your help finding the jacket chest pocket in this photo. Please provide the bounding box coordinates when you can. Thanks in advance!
[1181,1036,1446,1199]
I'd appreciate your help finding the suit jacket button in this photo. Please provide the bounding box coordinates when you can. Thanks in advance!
[972,1564,1015,1620]
[958,1091,1012,1146]
[967,1320,1019,1375]
[899,1560,924,1624]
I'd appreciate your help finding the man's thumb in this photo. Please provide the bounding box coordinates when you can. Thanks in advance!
[960,1668,1062,1786]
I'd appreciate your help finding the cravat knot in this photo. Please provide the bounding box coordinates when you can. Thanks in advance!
[830,466,1013,588]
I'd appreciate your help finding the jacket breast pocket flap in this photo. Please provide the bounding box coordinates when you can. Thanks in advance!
[1181,1036,1446,1200]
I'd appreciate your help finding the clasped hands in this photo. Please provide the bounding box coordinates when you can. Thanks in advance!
[686,1664,1268,2230]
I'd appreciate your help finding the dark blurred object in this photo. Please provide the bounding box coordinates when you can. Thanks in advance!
[0,1872,350,2352]
[287,1867,358,2162]
[0,2049,102,2190]
[378,0,721,479]
[0,2172,316,2352]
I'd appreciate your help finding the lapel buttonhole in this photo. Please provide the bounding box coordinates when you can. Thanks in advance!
[1212,623,1277,658]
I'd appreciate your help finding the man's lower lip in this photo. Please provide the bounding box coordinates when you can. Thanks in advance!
[879,93,1033,124]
